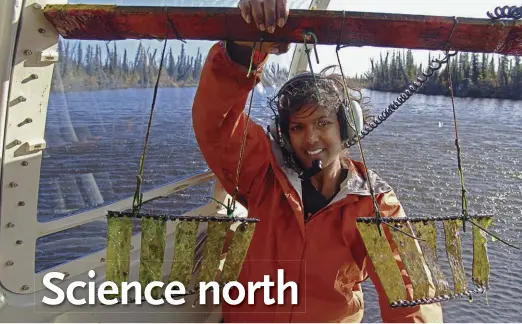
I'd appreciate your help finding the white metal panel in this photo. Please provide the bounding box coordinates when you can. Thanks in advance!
[0,0,66,295]
[0,177,238,322]
[0,0,23,182]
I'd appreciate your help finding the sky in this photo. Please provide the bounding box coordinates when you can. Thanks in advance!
[67,0,513,77]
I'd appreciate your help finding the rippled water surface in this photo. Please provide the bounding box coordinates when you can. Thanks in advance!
[37,87,521,322]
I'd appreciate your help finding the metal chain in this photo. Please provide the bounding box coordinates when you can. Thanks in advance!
[390,287,487,308]
[107,211,260,223]
[356,214,493,223]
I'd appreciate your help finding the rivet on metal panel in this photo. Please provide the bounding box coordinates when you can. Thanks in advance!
[21,161,28,166]
[16,240,23,245]
[5,261,14,266]
[18,96,26,102]
[100,258,106,263]
[21,285,29,291]
[24,50,32,56]
[9,182,18,187]
[22,74,39,84]
[64,272,70,279]
[18,201,25,206]
[14,140,22,145]
[18,118,33,127]
[38,28,46,34]
[6,222,15,228]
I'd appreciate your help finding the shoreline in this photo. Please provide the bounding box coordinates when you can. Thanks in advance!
[50,83,522,101]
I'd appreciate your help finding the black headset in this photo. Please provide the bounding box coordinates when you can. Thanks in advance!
[267,72,364,156]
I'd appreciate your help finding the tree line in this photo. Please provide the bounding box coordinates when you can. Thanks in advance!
[51,39,289,92]
[358,49,522,100]
[51,40,521,100]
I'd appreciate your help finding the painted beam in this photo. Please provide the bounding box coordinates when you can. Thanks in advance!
[42,5,522,55]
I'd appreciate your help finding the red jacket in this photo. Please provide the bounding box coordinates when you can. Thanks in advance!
[192,42,443,323]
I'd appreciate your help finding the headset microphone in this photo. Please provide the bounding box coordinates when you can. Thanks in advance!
[299,159,323,181]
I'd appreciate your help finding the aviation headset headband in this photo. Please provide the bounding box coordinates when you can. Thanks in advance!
[267,71,364,154]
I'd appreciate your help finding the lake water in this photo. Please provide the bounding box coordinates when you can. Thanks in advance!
[36,86,522,322]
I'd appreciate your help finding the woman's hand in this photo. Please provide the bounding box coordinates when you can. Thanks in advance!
[239,0,289,33]
[234,0,290,55]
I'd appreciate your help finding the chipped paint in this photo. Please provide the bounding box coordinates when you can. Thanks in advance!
[42,5,522,56]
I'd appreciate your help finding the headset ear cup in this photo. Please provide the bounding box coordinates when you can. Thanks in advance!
[268,117,293,153]
[281,132,293,153]
[346,100,364,141]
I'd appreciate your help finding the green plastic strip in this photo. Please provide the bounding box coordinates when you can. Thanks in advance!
[443,219,467,294]
[388,222,431,300]
[356,222,407,304]
[139,217,167,299]
[412,221,451,296]
[472,217,493,287]
[197,222,229,283]
[169,221,199,287]
[219,223,256,285]
[106,216,132,297]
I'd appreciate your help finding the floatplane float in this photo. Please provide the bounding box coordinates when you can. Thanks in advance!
[0,0,521,322]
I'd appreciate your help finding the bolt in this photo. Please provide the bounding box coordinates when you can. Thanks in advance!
[18,96,26,102]
[30,74,38,79]
[16,240,22,245]
[9,182,18,187]
[6,222,15,228]
[21,161,28,166]
[18,201,25,206]
[21,285,29,291]
[38,28,46,34]
[14,140,22,145]
[5,261,14,266]
[100,258,106,263]
[63,272,70,278]
[33,3,42,9]
[25,118,33,123]
[24,50,32,56]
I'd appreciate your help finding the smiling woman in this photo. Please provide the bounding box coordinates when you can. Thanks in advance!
[191,1,444,322]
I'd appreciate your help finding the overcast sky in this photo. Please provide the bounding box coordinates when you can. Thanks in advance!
[68,0,511,77]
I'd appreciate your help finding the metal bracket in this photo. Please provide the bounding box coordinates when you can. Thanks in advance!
[14,139,46,157]
[38,49,58,63]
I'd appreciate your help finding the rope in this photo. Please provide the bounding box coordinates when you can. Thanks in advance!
[334,49,383,236]
[446,53,469,232]
[445,53,520,249]
[131,12,170,213]
[230,40,264,216]
[303,31,321,98]
[132,21,168,212]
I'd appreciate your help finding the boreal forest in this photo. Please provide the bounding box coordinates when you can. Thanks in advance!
[51,40,522,100]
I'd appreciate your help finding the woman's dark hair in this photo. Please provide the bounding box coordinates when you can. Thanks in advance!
[268,65,372,144]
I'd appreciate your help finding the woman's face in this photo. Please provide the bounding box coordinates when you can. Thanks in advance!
[288,104,343,170]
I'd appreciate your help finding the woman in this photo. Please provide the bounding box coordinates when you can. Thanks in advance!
[192,1,443,322]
